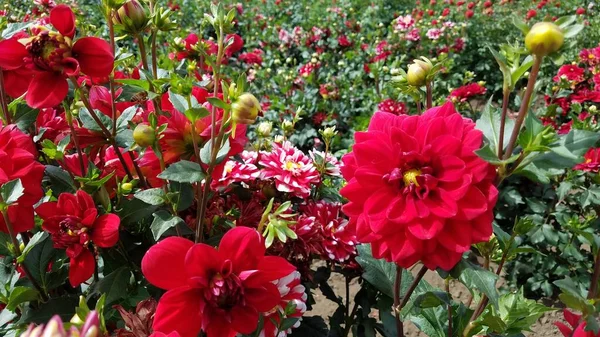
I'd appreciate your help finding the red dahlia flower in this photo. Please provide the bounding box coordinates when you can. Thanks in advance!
[553,65,585,83]
[378,98,407,115]
[574,148,600,172]
[141,227,296,337]
[36,190,120,286]
[340,102,498,270]
[259,141,320,198]
[448,83,487,103]
[0,126,45,233]
[0,5,114,108]
[260,271,307,337]
[556,310,599,337]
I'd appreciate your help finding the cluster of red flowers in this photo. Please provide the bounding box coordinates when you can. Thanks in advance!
[377,98,407,115]
[556,310,600,337]
[448,82,487,103]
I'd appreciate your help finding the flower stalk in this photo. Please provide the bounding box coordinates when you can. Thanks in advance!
[446,278,452,337]
[497,89,510,158]
[0,71,10,125]
[588,248,600,300]
[425,82,433,110]
[502,55,542,160]
[394,265,404,337]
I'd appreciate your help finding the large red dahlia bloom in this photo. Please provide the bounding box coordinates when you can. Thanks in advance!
[141,227,296,337]
[0,126,45,233]
[0,5,114,108]
[556,310,599,337]
[340,102,498,270]
[36,190,120,286]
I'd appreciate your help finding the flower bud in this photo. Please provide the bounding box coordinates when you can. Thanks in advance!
[112,0,149,35]
[257,121,273,137]
[524,22,564,57]
[320,126,338,139]
[281,120,294,134]
[121,182,133,194]
[133,124,156,147]
[406,59,432,87]
[231,93,261,125]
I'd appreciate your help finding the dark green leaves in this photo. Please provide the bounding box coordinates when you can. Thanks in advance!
[6,287,39,311]
[200,139,230,165]
[0,179,24,205]
[444,258,499,309]
[151,211,185,241]
[475,97,515,161]
[96,267,131,305]
[355,244,412,299]
[158,160,205,183]
[134,188,166,206]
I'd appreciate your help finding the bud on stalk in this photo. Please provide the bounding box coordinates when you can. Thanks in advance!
[112,0,149,35]
[133,123,156,147]
[406,59,432,87]
[231,93,261,125]
[524,22,564,57]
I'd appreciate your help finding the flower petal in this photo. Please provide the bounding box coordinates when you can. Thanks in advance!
[230,306,259,334]
[72,37,114,78]
[91,214,120,248]
[218,227,265,274]
[50,5,76,38]
[142,237,193,290]
[0,39,27,70]
[26,72,68,109]
[69,248,95,287]
[153,287,203,337]
[184,243,221,285]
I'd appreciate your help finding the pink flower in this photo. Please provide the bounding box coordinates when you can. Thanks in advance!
[309,149,341,176]
[142,227,296,337]
[426,28,442,40]
[394,15,415,31]
[213,159,260,190]
[340,103,498,270]
[259,141,320,197]
[259,271,307,337]
[449,83,487,102]
[405,29,421,41]
[378,98,407,115]
[553,65,585,83]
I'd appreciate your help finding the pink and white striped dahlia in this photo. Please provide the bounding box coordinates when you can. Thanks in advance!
[259,142,320,197]
[340,102,498,270]
[260,271,307,337]
[213,159,260,189]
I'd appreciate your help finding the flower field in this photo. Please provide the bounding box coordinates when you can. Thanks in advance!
[0,0,600,336]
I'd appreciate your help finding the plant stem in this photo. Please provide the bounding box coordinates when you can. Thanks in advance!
[399,265,428,309]
[69,78,135,181]
[426,82,433,110]
[497,90,510,159]
[194,25,226,244]
[502,55,542,160]
[394,265,405,337]
[66,115,87,176]
[136,34,149,71]
[446,278,452,337]
[0,71,11,125]
[107,9,116,53]
[416,100,422,115]
[128,151,149,189]
[0,202,48,301]
[151,30,158,80]
[588,248,600,299]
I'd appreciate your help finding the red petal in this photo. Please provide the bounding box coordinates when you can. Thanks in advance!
[204,314,237,337]
[72,37,114,77]
[230,306,259,334]
[7,205,35,233]
[35,201,59,220]
[218,227,265,274]
[564,310,581,328]
[0,39,27,70]
[69,249,95,287]
[555,322,572,337]
[244,282,280,312]
[91,214,120,248]
[142,237,193,290]
[26,72,68,109]
[3,69,32,98]
[50,5,76,38]
[153,287,203,337]
[256,256,296,281]
[184,243,221,284]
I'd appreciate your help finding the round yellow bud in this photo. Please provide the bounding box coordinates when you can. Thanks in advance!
[406,59,432,87]
[231,93,260,125]
[525,22,564,57]
[133,124,155,147]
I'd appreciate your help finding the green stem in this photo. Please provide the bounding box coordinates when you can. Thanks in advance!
[394,265,404,337]
[136,34,149,71]
[502,55,542,160]
[446,278,452,337]
[426,82,433,110]
[151,30,158,80]
[588,248,600,299]
[497,89,510,159]
[399,265,427,309]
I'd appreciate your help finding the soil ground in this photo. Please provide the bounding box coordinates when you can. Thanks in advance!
[308,265,564,336]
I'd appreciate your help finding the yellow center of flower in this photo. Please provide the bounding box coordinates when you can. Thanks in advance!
[586,158,592,163]
[284,160,301,171]
[403,169,421,187]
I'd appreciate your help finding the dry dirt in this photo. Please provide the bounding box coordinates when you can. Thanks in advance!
[308,265,564,336]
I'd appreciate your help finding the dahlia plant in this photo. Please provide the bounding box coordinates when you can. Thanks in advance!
[0,1,599,337]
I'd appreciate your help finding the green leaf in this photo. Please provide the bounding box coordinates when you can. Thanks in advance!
[44,165,76,196]
[18,232,49,263]
[476,97,515,156]
[6,287,39,311]
[22,235,56,290]
[2,22,31,39]
[13,103,39,132]
[79,107,112,133]
[563,24,584,39]
[96,266,131,305]
[150,211,185,241]
[355,244,413,299]
[475,145,519,165]
[0,179,24,205]
[554,276,587,299]
[168,91,188,113]
[134,188,166,206]
[158,160,205,183]
[18,295,78,324]
[115,78,150,91]
[512,16,529,35]
[184,107,210,122]
[448,258,499,309]
[199,139,231,165]
[117,198,158,227]
[413,291,451,309]
[116,106,137,130]
[555,15,576,28]
[207,97,229,110]
[289,316,329,337]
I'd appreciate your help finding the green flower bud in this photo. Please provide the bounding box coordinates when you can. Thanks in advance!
[525,22,564,57]
[133,124,155,147]
[406,59,432,87]
[257,121,273,137]
[231,93,261,125]
[121,182,133,194]
[112,0,149,35]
